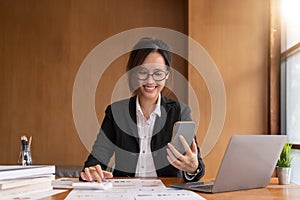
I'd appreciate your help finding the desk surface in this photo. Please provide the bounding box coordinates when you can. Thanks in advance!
[46,178,300,200]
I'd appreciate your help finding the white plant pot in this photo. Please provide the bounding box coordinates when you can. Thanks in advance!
[277,167,292,185]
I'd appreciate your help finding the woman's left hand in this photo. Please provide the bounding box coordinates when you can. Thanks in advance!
[167,135,199,174]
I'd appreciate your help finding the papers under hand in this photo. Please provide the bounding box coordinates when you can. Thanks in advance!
[65,179,206,200]
[72,181,113,190]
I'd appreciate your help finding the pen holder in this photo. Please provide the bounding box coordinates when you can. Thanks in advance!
[18,145,32,166]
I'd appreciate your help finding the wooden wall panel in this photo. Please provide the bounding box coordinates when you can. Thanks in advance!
[0,0,187,166]
[0,0,271,178]
[188,0,270,178]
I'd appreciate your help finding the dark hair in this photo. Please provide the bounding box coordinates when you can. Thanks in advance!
[127,37,172,93]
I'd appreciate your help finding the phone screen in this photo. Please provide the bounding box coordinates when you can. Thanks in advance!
[171,121,195,154]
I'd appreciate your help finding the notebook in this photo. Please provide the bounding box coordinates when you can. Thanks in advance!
[171,135,286,193]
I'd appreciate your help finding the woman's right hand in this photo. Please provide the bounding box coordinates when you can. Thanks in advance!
[80,164,113,182]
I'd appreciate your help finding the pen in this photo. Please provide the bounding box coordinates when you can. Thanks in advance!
[20,136,28,166]
[21,135,28,147]
[28,136,32,150]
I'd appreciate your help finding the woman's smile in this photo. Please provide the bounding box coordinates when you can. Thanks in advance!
[143,85,158,92]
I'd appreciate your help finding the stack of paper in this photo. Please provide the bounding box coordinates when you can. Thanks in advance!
[0,165,55,199]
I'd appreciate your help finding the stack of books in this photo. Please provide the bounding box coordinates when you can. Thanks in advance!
[0,165,55,199]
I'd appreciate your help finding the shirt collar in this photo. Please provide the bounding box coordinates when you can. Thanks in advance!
[136,93,161,117]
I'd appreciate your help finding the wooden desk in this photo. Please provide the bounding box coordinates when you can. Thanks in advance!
[46,178,300,200]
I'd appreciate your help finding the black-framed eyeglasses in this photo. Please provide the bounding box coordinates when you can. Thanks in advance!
[136,69,169,81]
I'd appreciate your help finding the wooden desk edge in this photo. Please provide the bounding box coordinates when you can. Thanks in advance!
[48,177,300,200]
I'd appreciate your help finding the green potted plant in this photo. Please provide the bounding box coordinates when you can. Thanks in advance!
[277,142,293,184]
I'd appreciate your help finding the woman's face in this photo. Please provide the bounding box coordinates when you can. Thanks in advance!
[135,51,169,102]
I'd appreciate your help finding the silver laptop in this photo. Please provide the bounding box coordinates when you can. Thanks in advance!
[171,135,286,193]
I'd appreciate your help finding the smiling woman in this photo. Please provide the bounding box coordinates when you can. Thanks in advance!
[79,37,205,183]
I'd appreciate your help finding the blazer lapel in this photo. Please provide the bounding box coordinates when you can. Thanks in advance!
[128,96,139,142]
[152,96,171,151]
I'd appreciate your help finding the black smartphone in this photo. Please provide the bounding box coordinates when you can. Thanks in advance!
[171,121,195,154]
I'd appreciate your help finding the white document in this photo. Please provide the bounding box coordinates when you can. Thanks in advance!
[135,188,206,200]
[65,188,205,200]
[65,189,133,200]
[53,178,165,189]
[110,179,166,188]
[65,179,205,200]
[3,189,67,200]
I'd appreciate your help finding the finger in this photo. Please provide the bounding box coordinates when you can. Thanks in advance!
[84,167,92,181]
[80,172,87,181]
[95,165,104,181]
[89,166,102,182]
[88,166,102,183]
[191,139,198,154]
[103,171,113,178]
[89,167,102,182]
[179,135,192,155]
[166,150,183,170]
[167,148,184,169]
[168,143,184,160]
[166,148,177,163]
[167,155,177,168]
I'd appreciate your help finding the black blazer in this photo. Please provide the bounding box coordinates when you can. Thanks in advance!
[83,95,205,182]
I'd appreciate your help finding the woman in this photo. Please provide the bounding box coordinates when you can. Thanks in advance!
[80,37,205,182]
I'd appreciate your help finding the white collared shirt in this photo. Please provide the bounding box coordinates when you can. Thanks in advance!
[135,94,161,177]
